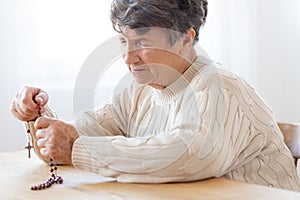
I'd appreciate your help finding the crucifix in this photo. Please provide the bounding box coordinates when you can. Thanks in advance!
[25,122,34,158]
[25,141,34,158]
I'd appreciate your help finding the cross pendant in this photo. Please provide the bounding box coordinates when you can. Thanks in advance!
[25,141,34,158]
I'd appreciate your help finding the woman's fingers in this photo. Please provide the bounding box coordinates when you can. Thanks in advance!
[35,117,52,130]
[35,91,49,106]
[11,99,38,121]
[10,86,49,121]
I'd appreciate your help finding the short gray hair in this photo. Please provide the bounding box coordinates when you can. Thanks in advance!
[110,0,208,45]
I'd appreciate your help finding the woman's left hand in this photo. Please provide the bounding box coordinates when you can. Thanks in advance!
[35,117,79,165]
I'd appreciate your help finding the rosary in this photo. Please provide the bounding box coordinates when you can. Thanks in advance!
[25,104,63,190]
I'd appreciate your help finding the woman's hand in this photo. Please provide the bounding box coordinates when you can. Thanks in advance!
[35,117,79,165]
[10,86,48,121]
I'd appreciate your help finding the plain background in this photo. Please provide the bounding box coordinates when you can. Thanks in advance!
[0,0,299,158]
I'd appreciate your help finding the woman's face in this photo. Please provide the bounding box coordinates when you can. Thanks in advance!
[119,28,194,89]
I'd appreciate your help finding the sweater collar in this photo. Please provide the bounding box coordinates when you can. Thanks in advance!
[153,56,214,104]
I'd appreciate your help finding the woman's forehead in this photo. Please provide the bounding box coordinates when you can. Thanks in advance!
[119,27,168,40]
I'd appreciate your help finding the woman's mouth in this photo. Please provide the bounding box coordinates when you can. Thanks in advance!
[131,68,146,73]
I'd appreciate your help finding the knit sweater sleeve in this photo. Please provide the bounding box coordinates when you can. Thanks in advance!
[72,103,125,137]
[71,79,250,183]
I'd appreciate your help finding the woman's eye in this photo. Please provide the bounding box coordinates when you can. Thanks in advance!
[136,41,149,48]
[120,39,127,46]
[119,40,128,50]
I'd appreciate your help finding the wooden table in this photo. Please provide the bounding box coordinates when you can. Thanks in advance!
[1,151,300,200]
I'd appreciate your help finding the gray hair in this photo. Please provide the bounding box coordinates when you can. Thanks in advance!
[110,0,208,45]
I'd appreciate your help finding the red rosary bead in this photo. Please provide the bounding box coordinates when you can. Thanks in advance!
[31,158,63,191]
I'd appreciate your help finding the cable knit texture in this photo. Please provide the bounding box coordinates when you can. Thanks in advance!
[71,56,300,191]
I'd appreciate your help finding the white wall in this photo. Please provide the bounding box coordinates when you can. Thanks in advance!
[255,0,300,123]
[201,0,300,123]
[201,0,260,88]
[1,0,300,152]
[0,0,27,151]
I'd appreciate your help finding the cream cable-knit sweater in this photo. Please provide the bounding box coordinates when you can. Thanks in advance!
[50,57,300,191]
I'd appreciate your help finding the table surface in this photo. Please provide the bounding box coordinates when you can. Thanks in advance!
[1,150,300,200]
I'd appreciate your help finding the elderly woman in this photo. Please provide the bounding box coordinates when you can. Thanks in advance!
[11,0,300,191]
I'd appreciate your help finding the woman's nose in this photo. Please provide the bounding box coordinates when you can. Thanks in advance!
[123,44,140,65]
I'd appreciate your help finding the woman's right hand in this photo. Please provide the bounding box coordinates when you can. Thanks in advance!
[10,86,49,121]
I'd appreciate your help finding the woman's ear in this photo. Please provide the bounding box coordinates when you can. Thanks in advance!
[183,28,196,46]
[180,28,196,56]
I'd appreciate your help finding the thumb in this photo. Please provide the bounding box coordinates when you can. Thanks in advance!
[34,116,53,129]
[35,91,48,106]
